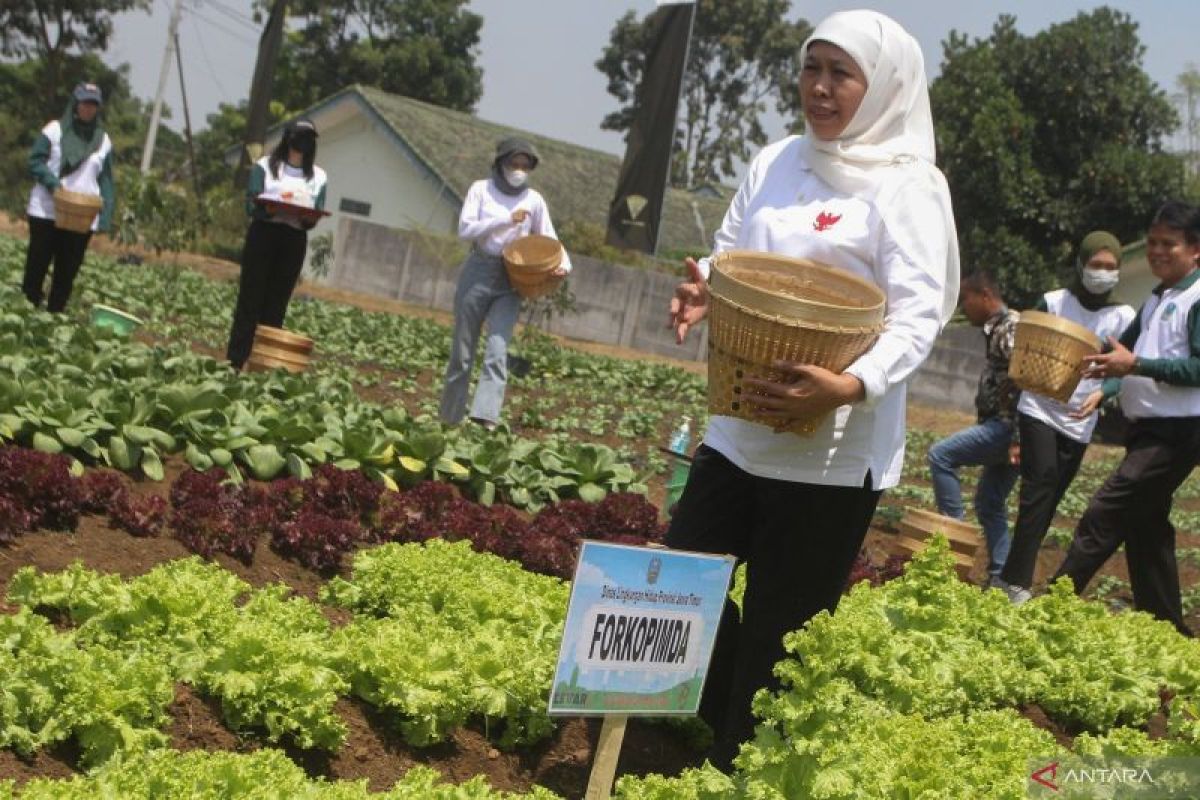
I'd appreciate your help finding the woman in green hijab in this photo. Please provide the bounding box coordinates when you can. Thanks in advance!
[994,231,1136,604]
[22,81,115,312]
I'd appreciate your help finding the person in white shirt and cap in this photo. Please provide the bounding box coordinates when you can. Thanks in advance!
[668,9,959,771]
[23,81,115,312]
[439,137,571,429]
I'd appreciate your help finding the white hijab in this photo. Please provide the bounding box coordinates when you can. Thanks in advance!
[799,10,960,325]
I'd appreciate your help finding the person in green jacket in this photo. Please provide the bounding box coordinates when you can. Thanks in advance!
[22,81,115,312]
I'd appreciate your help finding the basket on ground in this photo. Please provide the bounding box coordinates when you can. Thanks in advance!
[893,507,979,580]
[246,325,313,374]
[52,188,103,233]
[1009,310,1100,402]
[502,235,564,299]
[707,250,886,435]
[90,304,143,336]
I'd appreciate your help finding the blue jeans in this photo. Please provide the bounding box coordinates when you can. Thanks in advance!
[438,251,522,425]
[927,418,1019,576]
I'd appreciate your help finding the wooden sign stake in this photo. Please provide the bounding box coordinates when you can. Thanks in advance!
[584,714,629,800]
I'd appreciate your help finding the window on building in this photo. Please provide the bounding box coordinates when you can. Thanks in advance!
[339,197,372,217]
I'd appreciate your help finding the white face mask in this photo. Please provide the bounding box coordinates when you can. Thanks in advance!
[503,168,528,188]
[1081,267,1120,294]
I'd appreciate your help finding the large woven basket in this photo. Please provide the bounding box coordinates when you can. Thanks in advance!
[53,188,103,233]
[246,325,313,374]
[707,251,886,435]
[503,235,564,299]
[1009,310,1100,402]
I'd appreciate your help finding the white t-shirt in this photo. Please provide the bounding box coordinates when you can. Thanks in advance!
[1016,288,1135,442]
[27,120,113,232]
[254,156,327,230]
[698,136,946,490]
[457,179,573,272]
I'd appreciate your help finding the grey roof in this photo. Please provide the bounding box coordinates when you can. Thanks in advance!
[302,84,728,254]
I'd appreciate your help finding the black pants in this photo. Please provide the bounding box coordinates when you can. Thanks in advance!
[666,445,881,770]
[1053,418,1200,637]
[22,215,92,312]
[226,220,308,368]
[1000,414,1088,589]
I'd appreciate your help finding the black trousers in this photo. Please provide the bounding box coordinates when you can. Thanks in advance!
[22,215,92,312]
[226,220,308,368]
[1000,414,1088,589]
[666,445,880,770]
[1053,418,1200,637]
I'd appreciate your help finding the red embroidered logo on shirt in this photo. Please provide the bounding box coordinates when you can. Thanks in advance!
[813,211,843,232]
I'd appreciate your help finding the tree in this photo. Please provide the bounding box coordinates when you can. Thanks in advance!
[0,0,151,117]
[261,0,483,113]
[1176,65,1200,199]
[931,9,1184,306]
[597,0,810,189]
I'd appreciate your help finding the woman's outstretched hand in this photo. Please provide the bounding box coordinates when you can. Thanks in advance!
[670,257,710,344]
[744,362,865,430]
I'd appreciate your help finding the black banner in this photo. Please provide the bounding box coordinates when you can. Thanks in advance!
[605,1,695,254]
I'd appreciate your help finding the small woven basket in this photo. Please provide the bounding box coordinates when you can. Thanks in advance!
[503,235,564,299]
[53,188,103,233]
[1009,310,1100,402]
[707,251,886,435]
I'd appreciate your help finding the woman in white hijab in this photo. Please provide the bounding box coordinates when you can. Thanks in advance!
[667,10,959,771]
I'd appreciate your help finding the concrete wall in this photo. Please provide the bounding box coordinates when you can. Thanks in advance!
[907,324,980,414]
[327,218,708,361]
[327,217,984,411]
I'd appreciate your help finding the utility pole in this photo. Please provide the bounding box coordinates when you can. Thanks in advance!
[235,0,289,187]
[141,0,186,174]
[174,32,205,223]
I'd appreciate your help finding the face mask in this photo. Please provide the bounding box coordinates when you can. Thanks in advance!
[504,168,528,188]
[1081,267,1120,294]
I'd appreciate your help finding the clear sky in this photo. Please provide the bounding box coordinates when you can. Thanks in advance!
[107,0,1198,170]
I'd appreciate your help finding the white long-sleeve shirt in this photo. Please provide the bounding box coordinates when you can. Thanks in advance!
[457,178,573,273]
[698,136,947,490]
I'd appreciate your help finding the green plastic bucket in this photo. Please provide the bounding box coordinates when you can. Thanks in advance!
[90,304,144,336]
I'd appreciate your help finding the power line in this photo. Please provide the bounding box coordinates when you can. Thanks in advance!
[196,0,259,34]
[186,15,231,100]
[189,8,257,46]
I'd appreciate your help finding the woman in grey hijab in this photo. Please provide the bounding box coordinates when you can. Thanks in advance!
[438,137,571,429]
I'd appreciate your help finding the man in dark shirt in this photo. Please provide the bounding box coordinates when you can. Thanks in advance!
[928,271,1021,583]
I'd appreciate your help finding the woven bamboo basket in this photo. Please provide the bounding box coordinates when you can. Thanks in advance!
[246,325,313,373]
[52,188,103,233]
[707,251,886,435]
[893,507,979,580]
[503,235,564,299]
[1009,310,1100,402]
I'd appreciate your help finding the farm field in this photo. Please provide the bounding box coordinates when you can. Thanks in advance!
[1,234,1198,797]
